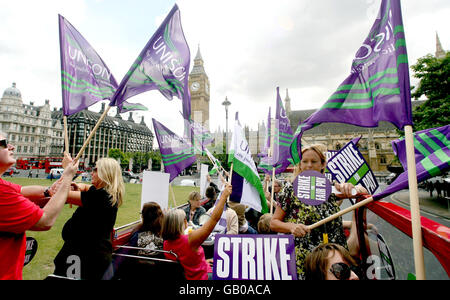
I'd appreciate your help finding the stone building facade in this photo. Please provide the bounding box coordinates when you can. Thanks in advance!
[52,103,153,167]
[0,82,153,168]
[0,83,64,158]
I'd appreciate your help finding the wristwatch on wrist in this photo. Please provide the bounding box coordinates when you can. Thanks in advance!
[44,187,51,198]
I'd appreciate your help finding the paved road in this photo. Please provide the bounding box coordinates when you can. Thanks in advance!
[340,183,449,280]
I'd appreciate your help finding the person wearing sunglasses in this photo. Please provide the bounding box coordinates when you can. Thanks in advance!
[0,131,79,280]
[304,243,360,280]
[51,156,124,280]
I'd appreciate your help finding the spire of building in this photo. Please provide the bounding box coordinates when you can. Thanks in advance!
[284,88,292,115]
[195,43,203,61]
[128,112,134,122]
[436,32,446,58]
[115,108,122,119]
[191,44,206,75]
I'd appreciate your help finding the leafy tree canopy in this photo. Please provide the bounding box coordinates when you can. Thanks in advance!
[410,52,450,131]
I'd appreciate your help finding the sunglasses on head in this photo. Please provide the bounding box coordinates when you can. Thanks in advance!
[330,262,351,280]
[0,139,8,149]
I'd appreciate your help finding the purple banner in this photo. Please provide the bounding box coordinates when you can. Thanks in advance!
[272,87,294,174]
[374,125,450,200]
[213,234,297,280]
[152,118,196,182]
[111,4,191,121]
[58,14,118,116]
[290,0,412,165]
[392,125,450,171]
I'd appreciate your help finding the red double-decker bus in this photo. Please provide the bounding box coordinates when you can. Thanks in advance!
[16,157,45,170]
[44,157,64,173]
[16,157,64,173]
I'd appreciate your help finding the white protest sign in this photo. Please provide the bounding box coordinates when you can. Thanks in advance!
[200,163,209,197]
[141,171,170,210]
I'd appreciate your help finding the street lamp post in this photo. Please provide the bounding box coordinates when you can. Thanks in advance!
[222,97,231,154]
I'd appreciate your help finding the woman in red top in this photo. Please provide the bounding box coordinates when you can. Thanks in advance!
[161,184,232,280]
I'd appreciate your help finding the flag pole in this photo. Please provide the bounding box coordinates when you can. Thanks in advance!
[404,125,426,280]
[74,105,111,161]
[169,183,177,208]
[63,116,69,154]
[63,115,73,209]
[270,167,275,214]
[269,118,276,214]
[308,196,374,230]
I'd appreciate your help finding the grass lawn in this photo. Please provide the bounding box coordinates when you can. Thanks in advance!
[3,177,197,280]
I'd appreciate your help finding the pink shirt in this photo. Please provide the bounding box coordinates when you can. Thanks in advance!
[164,234,209,280]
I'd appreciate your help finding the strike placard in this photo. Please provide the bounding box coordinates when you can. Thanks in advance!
[292,170,332,206]
[326,142,379,194]
[213,234,297,280]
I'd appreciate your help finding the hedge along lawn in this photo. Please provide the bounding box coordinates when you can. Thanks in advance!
[3,177,198,280]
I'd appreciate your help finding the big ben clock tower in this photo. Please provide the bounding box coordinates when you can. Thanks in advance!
[188,45,210,130]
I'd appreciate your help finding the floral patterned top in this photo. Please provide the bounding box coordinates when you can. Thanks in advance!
[277,181,348,280]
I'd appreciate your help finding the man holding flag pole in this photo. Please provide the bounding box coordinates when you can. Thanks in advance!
[289,0,426,279]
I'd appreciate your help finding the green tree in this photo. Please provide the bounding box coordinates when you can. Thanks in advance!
[108,148,125,162]
[148,150,162,171]
[410,52,450,131]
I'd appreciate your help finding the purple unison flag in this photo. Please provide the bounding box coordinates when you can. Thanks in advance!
[189,118,214,153]
[373,147,450,201]
[272,87,294,173]
[392,125,450,172]
[152,118,196,182]
[118,100,148,114]
[110,5,191,119]
[58,14,118,116]
[374,125,449,200]
[290,0,412,164]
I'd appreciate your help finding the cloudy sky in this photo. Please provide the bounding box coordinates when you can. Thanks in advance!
[0,0,448,139]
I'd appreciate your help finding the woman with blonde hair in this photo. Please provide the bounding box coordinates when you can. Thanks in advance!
[183,191,206,226]
[270,144,366,279]
[51,156,125,279]
[162,184,232,280]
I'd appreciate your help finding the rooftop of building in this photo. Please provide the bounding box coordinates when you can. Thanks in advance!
[288,99,427,136]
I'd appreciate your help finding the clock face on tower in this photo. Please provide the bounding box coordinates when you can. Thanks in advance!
[191,82,200,92]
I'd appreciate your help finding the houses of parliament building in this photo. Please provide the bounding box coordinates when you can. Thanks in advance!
[0,83,153,167]
[187,44,435,175]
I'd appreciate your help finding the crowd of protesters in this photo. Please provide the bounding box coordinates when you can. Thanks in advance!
[1,134,369,281]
